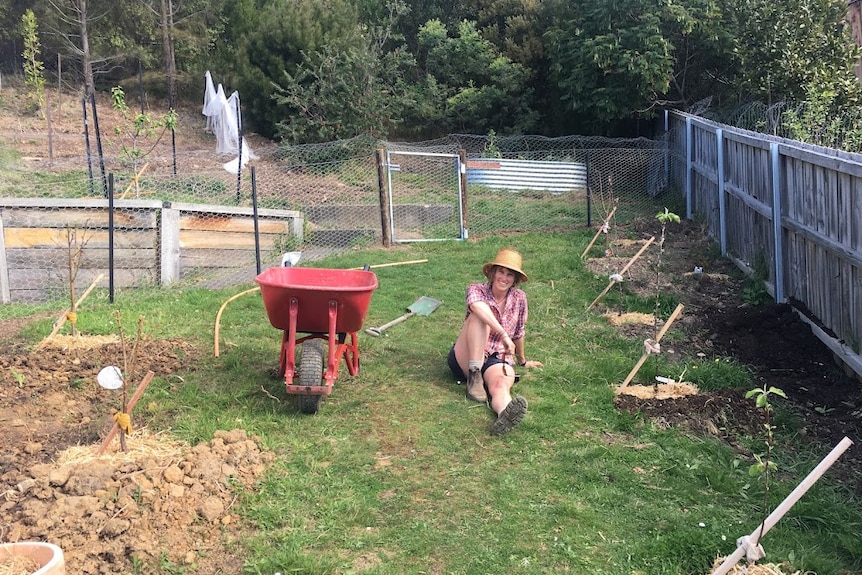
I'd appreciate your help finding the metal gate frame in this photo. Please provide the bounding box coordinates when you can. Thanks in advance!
[385,150,466,244]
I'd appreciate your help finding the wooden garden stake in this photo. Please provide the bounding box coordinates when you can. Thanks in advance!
[38,273,105,349]
[120,162,148,199]
[581,205,618,259]
[619,303,684,389]
[710,436,853,575]
[98,370,154,454]
[587,236,655,310]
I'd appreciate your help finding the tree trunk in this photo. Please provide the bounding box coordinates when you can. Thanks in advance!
[161,0,177,105]
[77,0,95,98]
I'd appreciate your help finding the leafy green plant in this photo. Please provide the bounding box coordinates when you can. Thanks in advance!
[781,80,862,152]
[20,10,45,117]
[484,129,502,158]
[745,384,787,549]
[130,554,144,575]
[742,276,772,305]
[158,551,187,574]
[743,253,773,305]
[10,368,25,388]
[651,208,680,376]
[110,86,178,192]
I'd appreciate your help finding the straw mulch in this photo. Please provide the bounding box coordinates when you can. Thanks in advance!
[56,428,187,465]
[615,381,699,399]
[708,558,812,575]
[0,555,40,575]
[604,311,654,326]
[38,333,120,350]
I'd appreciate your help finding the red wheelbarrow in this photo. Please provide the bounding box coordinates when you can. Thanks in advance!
[255,266,378,414]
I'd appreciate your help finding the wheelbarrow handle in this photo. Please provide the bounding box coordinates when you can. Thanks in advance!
[365,311,415,337]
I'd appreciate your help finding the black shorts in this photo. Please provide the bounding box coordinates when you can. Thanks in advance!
[447,346,506,383]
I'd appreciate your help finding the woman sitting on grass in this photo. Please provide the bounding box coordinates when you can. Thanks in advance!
[446,248,543,435]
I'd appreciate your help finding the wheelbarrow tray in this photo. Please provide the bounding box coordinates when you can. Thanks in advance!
[256,267,378,334]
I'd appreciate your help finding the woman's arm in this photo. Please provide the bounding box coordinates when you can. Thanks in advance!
[513,337,543,368]
[469,301,515,354]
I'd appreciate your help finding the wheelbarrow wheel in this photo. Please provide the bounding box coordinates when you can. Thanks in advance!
[298,338,325,414]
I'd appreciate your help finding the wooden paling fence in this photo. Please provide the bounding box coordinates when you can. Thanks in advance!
[666,111,862,379]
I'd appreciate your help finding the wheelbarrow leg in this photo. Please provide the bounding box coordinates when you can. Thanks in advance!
[326,300,339,385]
[283,297,299,386]
[344,332,360,376]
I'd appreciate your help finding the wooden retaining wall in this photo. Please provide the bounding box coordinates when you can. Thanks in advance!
[0,199,302,303]
[667,112,862,378]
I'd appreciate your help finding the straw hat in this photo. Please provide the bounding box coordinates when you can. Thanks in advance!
[483,248,528,282]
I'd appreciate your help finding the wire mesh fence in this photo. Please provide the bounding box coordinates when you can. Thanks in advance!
[700,99,862,154]
[1,125,676,306]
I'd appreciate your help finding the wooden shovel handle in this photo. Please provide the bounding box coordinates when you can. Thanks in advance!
[366,312,415,336]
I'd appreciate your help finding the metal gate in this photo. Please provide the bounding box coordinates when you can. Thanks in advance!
[385,151,465,243]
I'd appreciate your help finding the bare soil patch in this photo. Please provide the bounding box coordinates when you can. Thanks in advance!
[591,217,862,496]
[0,337,274,574]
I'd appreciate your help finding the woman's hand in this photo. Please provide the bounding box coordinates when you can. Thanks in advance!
[522,360,543,369]
[501,334,516,355]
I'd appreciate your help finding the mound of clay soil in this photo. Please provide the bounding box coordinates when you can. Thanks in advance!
[0,335,275,574]
[1,429,273,574]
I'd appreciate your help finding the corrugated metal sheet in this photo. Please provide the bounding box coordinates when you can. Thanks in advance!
[466,158,587,193]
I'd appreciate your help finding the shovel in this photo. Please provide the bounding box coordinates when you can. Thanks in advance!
[366,296,442,337]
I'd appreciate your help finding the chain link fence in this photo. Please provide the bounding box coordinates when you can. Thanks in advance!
[1,120,674,306]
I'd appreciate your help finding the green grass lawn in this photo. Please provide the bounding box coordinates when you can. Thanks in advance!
[12,230,862,575]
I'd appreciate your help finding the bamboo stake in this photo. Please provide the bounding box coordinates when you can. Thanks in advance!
[38,273,105,348]
[97,370,155,454]
[120,162,148,199]
[581,205,618,259]
[710,437,853,575]
[587,236,655,310]
[619,303,684,389]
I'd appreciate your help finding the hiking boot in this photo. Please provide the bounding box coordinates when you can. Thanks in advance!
[491,396,527,435]
[465,368,487,403]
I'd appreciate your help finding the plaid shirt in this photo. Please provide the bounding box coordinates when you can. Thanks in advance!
[465,282,528,361]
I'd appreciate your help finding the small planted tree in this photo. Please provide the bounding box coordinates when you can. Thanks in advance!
[649,208,680,378]
[98,311,145,452]
[745,384,787,552]
[581,171,618,260]
[21,9,46,117]
[110,86,178,196]
[64,225,90,337]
